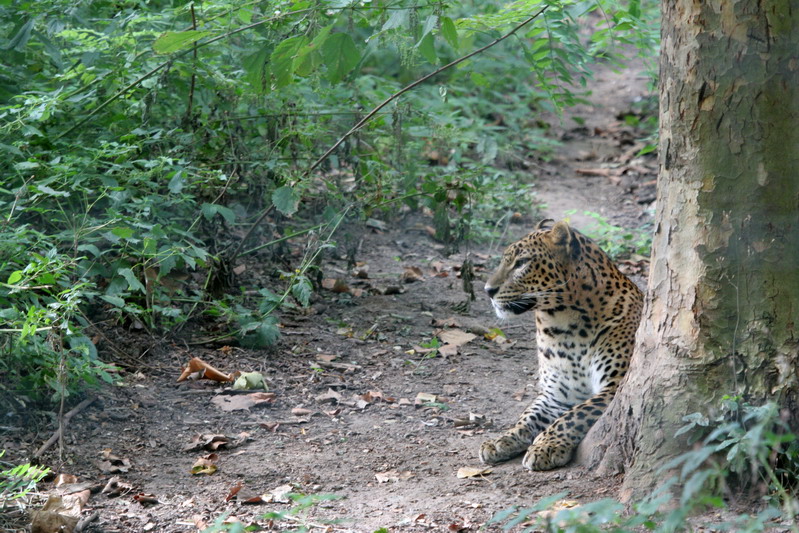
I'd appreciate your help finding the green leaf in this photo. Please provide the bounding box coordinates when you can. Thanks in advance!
[416,33,437,65]
[419,15,438,40]
[3,18,34,51]
[153,30,213,54]
[440,17,459,50]
[111,226,134,240]
[321,33,360,83]
[7,270,23,285]
[236,7,253,24]
[37,185,70,197]
[167,170,184,194]
[77,244,101,257]
[470,71,489,87]
[271,35,309,88]
[14,161,39,170]
[118,268,145,293]
[295,25,332,77]
[381,10,408,31]
[291,275,312,307]
[100,294,126,308]
[201,203,235,223]
[243,47,272,93]
[272,186,300,216]
[240,316,281,348]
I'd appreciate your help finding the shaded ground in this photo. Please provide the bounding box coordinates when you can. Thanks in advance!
[5,60,658,532]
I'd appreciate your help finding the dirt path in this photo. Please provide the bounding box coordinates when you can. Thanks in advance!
[13,62,656,532]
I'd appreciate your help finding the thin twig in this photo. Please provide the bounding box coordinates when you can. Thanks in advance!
[34,397,97,458]
[304,7,549,178]
[185,3,198,122]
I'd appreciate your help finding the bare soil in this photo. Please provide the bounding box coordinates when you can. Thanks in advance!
[5,61,658,532]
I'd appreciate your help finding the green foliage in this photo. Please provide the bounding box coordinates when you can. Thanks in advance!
[489,399,799,532]
[569,210,652,259]
[201,493,342,532]
[0,451,51,502]
[0,0,659,400]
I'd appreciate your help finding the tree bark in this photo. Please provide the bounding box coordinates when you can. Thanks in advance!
[579,0,799,501]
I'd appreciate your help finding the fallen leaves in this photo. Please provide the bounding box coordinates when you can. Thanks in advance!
[190,453,219,475]
[414,392,439,406]
[31,494,83,533]
[182,433,250,453]
[437,328,477,357]
[375,470,414,483]
[97,449,131,474]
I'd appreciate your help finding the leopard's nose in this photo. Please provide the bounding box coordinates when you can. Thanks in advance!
[485,285,498,298]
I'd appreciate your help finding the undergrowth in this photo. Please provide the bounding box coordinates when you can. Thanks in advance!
[0,0,658,402]
[489,398,799,532]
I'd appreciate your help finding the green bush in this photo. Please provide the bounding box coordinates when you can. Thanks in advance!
[0,0,658,401]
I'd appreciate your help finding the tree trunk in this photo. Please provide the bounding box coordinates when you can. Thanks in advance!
[579,0,799,501]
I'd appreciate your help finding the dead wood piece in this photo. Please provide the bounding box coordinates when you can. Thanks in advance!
[314,360,362,371]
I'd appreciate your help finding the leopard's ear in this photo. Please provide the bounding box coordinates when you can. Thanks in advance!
[549,220,572,246]
[535,219,555,231]
[549,220,582,260]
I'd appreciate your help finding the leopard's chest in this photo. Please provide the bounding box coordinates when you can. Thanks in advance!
[534,314,600,404]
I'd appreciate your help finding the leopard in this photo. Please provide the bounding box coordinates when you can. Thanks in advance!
[479,219,643,470]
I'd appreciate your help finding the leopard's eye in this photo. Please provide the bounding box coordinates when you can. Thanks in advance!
[513,257,531,269]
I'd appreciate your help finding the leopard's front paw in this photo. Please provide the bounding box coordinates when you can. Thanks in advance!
[521,441,573,471]
[479,436,527,464]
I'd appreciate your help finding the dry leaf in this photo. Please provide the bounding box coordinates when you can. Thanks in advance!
[291,407,313,416]
[190,454,218,475]
[382,285,404,295]
[438,329,476,347]
[182,434,231,453]
[177,357,232,383]
[192,515,208,530]
[211,392,276,412]
[101,476,133,497]
[263,484,293,503]
[316,388,343,404]
[432,316,462,328]
[401,266,425,283]
[415,392,438,406]
[31,495,80,533]
[361,390,383,403]
[54,474,78,487]
[375,470,414,483]
[456,467,492,479]
[438,344,460,358]
[97,450,131,474]
[321,278,350,293]
[226,482,243,502]
[537,499,581,520]
[353,264,369,279]
[133,493,159,506]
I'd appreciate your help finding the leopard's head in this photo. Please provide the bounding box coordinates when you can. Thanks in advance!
[484,219,580,318]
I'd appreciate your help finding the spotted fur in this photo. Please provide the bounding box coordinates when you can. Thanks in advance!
[479,219,643,470]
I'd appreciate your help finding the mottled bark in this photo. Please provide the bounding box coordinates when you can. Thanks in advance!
[579,0,799,501]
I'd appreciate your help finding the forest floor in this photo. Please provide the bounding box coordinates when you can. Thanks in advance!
[7,59,661,532]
